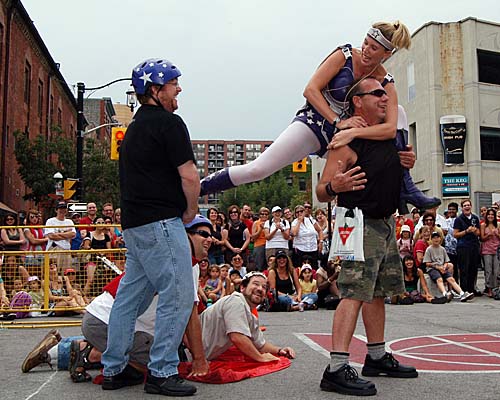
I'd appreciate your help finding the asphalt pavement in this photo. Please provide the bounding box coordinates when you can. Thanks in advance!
[2,274,500,400]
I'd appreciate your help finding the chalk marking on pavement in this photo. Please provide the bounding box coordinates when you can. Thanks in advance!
[295,333,366,367]
[385,333,500,373]
[25,370,58,400]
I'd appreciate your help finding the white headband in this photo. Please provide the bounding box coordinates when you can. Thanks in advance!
[367,27,395,51]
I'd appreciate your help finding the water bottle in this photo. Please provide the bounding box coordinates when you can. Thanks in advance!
[206,299,213,308]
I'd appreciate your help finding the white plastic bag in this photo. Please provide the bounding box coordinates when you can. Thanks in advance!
[329,207,365,261]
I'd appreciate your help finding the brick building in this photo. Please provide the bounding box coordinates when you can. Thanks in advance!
[83,97,116,142]
[192,139,272,204]
[0,0,77,212]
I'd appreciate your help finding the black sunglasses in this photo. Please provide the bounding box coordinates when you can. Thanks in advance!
[190,230,212,239]
[355,89,387,98]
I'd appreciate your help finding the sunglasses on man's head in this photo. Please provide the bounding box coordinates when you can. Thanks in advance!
[355,89,387,98]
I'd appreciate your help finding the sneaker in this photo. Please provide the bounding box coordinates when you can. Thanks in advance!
[320,365,376,396]
[102,364,144,390]
[431,297,447,304]
[460,292,474,302]
[451,290,461,299]
[298,303,305,312]
[446,292,453,302]
[22,333,59,372]
[144,372,197,396]
[361,353,418,378]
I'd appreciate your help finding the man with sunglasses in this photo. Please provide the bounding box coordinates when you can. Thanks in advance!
[317,77,417,396]
[199,271,295,362]
[102,58,200,397]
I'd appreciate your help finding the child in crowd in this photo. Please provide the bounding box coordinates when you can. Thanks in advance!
[219,264,233,297]
[229,269,242,292]
[64,269,88,310]
[27,276,44,309]
[397,225,413,259]
[297,264,318,311]
[205,264,223,303]
[10,278,25,299]
[423,232,474,303]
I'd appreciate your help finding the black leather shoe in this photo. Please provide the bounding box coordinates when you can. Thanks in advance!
[362,353,418,378]
[144,372,196,397]
[102,364,144,390]
[320,365,376,396]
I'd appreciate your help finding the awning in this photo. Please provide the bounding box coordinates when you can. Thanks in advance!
[0,201,17,215]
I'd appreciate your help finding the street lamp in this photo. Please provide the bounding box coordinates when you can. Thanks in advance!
[76,78,133,200]
[53,171,63,197]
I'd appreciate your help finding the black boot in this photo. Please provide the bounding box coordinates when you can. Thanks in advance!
[395,128,441,213]
[361,353,418,378]
[320,365,377,396]
[199,168,236,196]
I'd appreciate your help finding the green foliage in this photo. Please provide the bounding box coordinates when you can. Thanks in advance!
[82,138,120,207]
[217,165,311,213]
[14,129,76,203]
[13,129,119,207]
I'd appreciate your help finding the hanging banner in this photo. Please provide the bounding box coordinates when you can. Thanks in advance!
[439,115,466,164]
[442,172,469,198]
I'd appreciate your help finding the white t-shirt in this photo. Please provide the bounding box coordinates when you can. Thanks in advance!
[264,219,290,249]
[199,292,265,360]
[414,213,447,234]
[292,217,318,252]
[44,217,76,250]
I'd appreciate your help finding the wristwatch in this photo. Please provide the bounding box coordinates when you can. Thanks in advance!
[325,181,337,198]
[332,116,341,130]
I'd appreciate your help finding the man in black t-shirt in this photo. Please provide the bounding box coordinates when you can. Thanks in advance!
[102,58,199,397]
[316,77,417,396]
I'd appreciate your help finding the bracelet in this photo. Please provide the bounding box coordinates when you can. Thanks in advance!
[325,182,337,198]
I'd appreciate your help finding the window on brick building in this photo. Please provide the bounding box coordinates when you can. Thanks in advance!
[57,108,62,127]
[478,50,500,85]
[0,23,4,76]
[50,95,54,126]
[480,127,500,161]
[37,79,44,118]
[24,61,32,104]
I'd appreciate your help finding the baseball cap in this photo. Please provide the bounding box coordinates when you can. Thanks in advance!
[410,207,419,214]
[275,250,288,258]
[400,225,411,234]
[300,264,312,273]
[71,212,81,218]
[56,201,67,209]
[431,232,441,238]
[272,206,282,213]
[27,276,39,282]
[229,269,242,278]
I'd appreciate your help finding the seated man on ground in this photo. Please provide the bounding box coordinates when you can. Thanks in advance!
[199,271,295,362]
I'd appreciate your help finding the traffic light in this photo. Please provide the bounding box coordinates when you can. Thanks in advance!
[292,158,307,173]
[111,127,127,160]
[63,179,78,200]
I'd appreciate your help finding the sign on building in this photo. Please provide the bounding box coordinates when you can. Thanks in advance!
[439,115,466,164]
[442,172,469,198]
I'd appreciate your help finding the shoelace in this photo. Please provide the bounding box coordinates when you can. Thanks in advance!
[383,353,399,368]
[343,365,360,382]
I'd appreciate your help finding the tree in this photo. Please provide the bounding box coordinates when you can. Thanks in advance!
[14,129,75,204]
[217,165,311,213]
[14,129,120,207]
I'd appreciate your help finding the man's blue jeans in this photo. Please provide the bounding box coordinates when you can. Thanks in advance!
[102,218,194,378]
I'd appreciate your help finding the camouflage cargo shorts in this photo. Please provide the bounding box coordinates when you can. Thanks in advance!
[338,216,404,302]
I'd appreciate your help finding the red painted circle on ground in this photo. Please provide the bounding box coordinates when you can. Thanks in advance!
[304,333,500,372]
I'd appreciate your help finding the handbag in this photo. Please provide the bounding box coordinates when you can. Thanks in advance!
[329,207,365,261]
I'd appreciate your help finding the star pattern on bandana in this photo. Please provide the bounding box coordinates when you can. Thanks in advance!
[306,110,314,118]
[158,72,164,78]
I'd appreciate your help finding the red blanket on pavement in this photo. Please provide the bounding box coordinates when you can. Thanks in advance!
[178,346,291,384]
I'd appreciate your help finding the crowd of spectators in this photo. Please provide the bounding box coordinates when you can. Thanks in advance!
[0,201,124,317]
[2,198,500,317]
[197,199,500,311]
